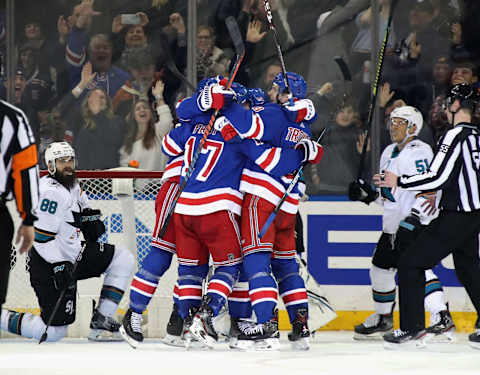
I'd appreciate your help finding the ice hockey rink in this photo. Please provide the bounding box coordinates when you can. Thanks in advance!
[1,331,478,375]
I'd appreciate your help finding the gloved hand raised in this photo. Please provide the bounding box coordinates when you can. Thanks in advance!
[295,138,324,164]
[197,82,236,111]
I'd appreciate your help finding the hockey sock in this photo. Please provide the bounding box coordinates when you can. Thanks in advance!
[272,258,308,323]
[0,309,67,341]
[424,269,447,315]
[228,267,252,319]
[370,265,396,315]
[177,264,209,319]
[207,265,240,316]
[244,252,278,323]
[98,285,125,317]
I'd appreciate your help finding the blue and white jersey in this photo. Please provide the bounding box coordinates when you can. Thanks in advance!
[222,102,314,214]
[161,114,304,216]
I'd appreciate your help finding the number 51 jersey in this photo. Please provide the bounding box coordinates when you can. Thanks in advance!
[34,176,90,264]
[161,114,305,217]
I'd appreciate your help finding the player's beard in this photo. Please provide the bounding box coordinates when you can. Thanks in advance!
[55,169,76,189]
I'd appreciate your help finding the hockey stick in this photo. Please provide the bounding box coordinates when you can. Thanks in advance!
[258,127,329,239]
[355,0,398,180]
[158,17,245,238]
[263,0,291,95]
[39,242,87,344]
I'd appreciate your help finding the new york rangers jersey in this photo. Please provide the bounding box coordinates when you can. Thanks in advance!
[33,176,90,264]
[222,102,314,213]
[379,139,435,233]
[161,115,305,216]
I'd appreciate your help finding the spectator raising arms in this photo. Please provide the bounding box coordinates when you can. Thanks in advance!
[119,79,173,171]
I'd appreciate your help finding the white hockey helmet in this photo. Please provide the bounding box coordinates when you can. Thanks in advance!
[389,105,423,137]
[45,142,75,175]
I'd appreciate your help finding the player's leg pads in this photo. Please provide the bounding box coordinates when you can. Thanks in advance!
[1,309,67,342]
[228,267,252,320]
[163,303,185,347]
[177,264,209,319]
[243,252,278,324]
[140,246,174,278]
[370,265,396,315]
[271,258,308,323]
[207,265,240,316]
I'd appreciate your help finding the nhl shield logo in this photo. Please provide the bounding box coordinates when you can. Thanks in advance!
[227,253,234,261]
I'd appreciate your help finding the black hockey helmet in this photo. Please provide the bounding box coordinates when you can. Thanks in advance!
[445,83,480,112]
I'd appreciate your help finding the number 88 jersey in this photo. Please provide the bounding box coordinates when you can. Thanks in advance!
[380,139,434,234]
[34,176,89,264]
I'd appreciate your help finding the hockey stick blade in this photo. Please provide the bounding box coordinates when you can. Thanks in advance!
[334,56,352,82]
[258,127,329,239]
[225,16,245,56]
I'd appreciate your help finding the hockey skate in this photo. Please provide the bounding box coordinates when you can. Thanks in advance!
[468,317,480,350]
[353,313,393,340]
[88,309,122,342]
[236,310,280,351]
[162,303,185,347]
[183,306,207,350]
[426,308,455,343]
[288,308,310,351]
[383,329,427,349]
[119,308,144,349]
[228,317,257,350]
[188,302,218,349]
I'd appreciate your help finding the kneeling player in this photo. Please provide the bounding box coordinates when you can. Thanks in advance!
[0,142,135,342]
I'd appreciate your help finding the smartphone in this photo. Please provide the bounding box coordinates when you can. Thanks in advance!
[121,14,141,25]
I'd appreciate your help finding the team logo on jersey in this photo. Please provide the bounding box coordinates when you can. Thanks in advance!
[227,253,234,261]
[251,106,264,112]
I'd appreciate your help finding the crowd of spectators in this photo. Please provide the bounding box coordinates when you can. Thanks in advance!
[0,0,478,196]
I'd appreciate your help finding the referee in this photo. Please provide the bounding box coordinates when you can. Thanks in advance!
[0,100,39,311]
[378,83,480,349]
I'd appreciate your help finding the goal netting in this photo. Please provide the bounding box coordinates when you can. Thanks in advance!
[3,169,178,338]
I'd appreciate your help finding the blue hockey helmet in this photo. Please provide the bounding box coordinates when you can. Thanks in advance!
[247,88,267,106]
[231,82,248,104]
[272,72,307,99]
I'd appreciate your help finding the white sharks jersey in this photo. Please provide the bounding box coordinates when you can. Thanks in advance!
[379,139,435,234]
[33,176,90,264]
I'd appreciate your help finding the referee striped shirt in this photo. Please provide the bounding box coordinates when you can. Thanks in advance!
[0,100,39,224]
[398,122,480,212]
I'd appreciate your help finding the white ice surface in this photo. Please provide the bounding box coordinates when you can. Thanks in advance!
[1,331,478,375]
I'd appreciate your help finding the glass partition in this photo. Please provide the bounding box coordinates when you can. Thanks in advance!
[2,0,478,198]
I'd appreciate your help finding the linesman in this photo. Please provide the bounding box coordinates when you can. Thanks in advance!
[378,83,480,348]
[0,100,40,310]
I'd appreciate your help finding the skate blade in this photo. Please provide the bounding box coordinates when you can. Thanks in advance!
[425,331,455,343]
[162,334,185,347]
[88,328,123,342]
[383,338,427,350]
[253,338,280,351]
[119,325,141,349]
[189,319,216,348]
[353,330,392,341]
[469,341,480,350]
[290,337,310,351]
[229,338,254,351]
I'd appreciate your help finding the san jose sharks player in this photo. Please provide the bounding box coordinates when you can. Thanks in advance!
[0,142,135,342]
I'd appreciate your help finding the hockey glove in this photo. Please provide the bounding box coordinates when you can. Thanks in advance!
[214,116,240,142]
[52,261,75,290]
[295,139,324,164]
[394,214,422,253]
[348,178,378,204]
[81,208,105,242]
[282,99,316,122]
[197,83,236,111]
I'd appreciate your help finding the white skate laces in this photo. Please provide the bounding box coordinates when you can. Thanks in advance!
[363,313,381,328]
[130,312,143,333]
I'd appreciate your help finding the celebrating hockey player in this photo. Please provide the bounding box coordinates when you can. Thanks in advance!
[216,72,320,350]
[0,142,135,342]
[350,106,454,341]
[163,80,322,348]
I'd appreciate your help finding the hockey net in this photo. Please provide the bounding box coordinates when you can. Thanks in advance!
[4,169,178,338]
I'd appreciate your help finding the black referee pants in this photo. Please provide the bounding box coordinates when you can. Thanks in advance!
[0,205,14,307]
[397,210,480,332]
